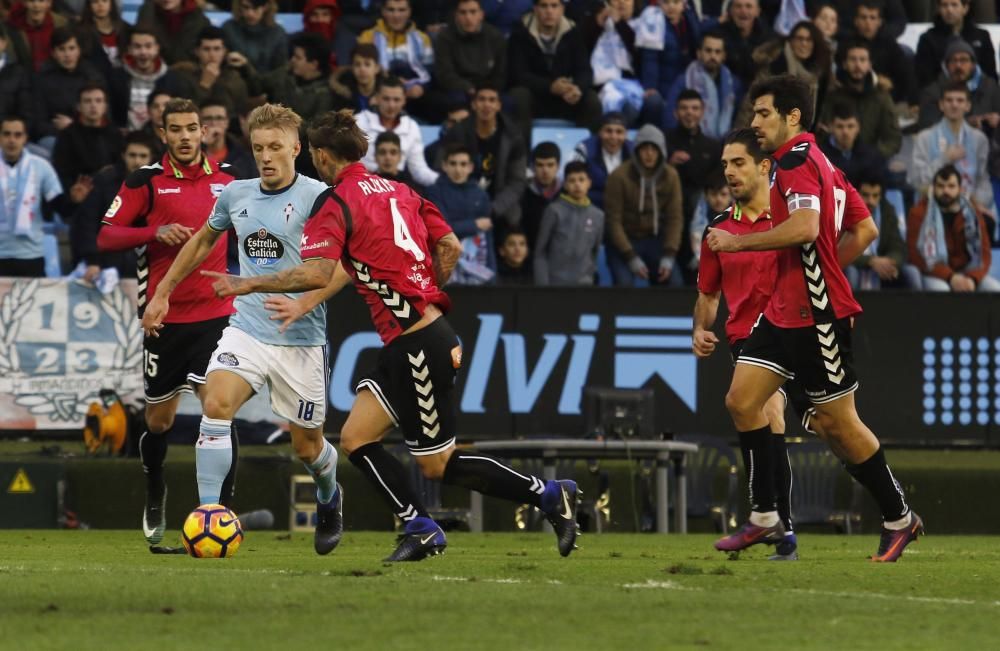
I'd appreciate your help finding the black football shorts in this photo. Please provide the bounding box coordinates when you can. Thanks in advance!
[143,316,229,403]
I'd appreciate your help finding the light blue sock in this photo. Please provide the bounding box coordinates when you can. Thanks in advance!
[196,416,233,505]
[306,438,339,504]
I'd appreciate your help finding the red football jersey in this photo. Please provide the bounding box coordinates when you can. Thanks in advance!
[302,163,453,344]
[765,133,866,328]
[698,204,778,345]
[103,154,235,323]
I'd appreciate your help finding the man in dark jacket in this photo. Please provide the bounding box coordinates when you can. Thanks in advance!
[200,99,255,180]
[819,102,887,189]
[917,39,1000,132]
[109,29,183,130]
[0,25,32,122]
[717,0,773,88]
[847,0,918,105]
[52,83,125,195]
[833,0,907,39]
[135,0,211,65]
[32,28,105,143]
[170,26,254,118]
[434,0,507,100]
[520,141,562,252]
[916,0,996,87]
[846,174,916,289]
[572,112,632,211]
[442,84,527,230]
[507,0,602,145]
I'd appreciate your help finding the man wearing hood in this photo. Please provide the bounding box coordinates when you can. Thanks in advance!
[820,40,900,158]
[135,0,211,65]
[434,0,507,100]
[916,0,996,88]
[507,0,603,147]
[917,38,1000,132]
[109,28,183,130]
[604,124,684,286]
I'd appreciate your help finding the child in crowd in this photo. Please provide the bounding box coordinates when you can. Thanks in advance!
[534,162,605,286]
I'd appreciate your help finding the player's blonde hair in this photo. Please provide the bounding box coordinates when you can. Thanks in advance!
[247,103,303,138]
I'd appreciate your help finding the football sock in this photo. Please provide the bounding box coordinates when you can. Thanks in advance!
[845,446,909,524]
[305,438,339,504]
[196,417,235,505]
[139,427,168,496]
[739,425,778,519]
[218,422,239,508]
[441,450,545,508]
[349,442,429,523]
[772,434,794,532]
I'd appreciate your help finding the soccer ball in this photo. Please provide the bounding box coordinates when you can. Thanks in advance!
[181,504,243,558]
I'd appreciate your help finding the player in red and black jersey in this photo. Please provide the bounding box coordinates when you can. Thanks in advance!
[206,110,582,562]
[97,98,236,547]
[706,75,923,562]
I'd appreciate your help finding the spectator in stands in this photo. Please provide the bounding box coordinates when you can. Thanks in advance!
[51,83,123,203]
[496,226,533,284]
[139,89,170,153]
[222,0,288,74]
[635,0,701,106]
[32,27,104,144]
[110,29,183,131]
[426,143,496,285]
[373,131,421,192]
[442,84,526,231]
[5,0,67,71]
[821,40,901,158]
[911,81,994,210]
[665,31,740,139]
[71,131,158,280]
[604,124,683,287]
[171,26,254,118]
[908,163,1000,291]
[0,115,64,277]
[832,0,907,39]
[413,0,452,35]
[717,0,773,89]
[572,112,631,211]
[687,170,730,274]
[330,43,384,112]
[424,101,470,173]
[742,20,833,128]
[357,76,439,187]
[534,161,603,286]
[434,0,507,102]
[200,99,255,179]
[136,0,211,65]
[258,32,334,125]
[846,0,917,107]
[520,141,561,251]
[846,174,913,289]
[917,39,1000,133]
[916,0,996,88]
[358,0,445,122]
[0,25,33,122]
[819,102,887,188]
[810,1,838,50]
[664,89,722,281]
[507,0,602,146]
[77,0,131,74]
[482,0,533,36]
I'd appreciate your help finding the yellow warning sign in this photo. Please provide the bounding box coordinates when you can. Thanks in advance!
[7,468,35,494]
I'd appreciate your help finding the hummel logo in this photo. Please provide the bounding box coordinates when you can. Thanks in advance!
[157,187,180,194]
[419,532,438,545]
[559,488,573,519]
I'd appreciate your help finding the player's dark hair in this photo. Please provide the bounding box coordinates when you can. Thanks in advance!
[161,98,201,127]
[934,164,962,185]
[677,89,704,104]
[196,26,226,47]
[747,73,815,130]
[723,128,767,164]
[531,141,560,164]
[829,101,860,122]
[50,26,77,49]
[443,142,473,161]
[563,161,589,179]
[308,109,369,162]
[291,32,331,76]
[78,81,107,101]
[941,79,972,100]
[375,131,401,149]
[376,75,405,94]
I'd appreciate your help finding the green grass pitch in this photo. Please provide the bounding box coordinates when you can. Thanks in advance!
[2,530,998,650]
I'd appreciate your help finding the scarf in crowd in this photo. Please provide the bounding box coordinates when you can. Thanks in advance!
[685,62,735,139]
[928,119,980,194]
[371,20,431,86]
[917,190,983,272]
[635,5,666,50]
[592,15,636,86]
[0,152,40,237]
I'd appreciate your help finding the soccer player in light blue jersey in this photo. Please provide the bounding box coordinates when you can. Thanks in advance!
[141,104,349,555]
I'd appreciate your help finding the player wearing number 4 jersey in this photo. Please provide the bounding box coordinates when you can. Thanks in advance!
[207,109,582,562]
[142,104,346,556]
[706,75,923,562]
[97,99,237,546]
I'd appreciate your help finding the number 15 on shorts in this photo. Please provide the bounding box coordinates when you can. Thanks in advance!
[297,400,316,422]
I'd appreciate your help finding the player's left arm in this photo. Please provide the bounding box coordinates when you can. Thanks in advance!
[204,258,338,297]
[707,208,820,252]
[264,263,353,333]
[836,216,878,267]
[420,197,461,286]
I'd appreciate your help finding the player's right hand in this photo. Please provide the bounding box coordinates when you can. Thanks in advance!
[142,295,169,338]
[264,295,308,333]
[156,224,194,246]
[201,270,250,297]
[692,329,719,358]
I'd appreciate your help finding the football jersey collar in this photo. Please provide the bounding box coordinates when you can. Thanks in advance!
[333,162,368,186]
[732,202,771,223]
[164,153,214,180]
[773,131,815,159]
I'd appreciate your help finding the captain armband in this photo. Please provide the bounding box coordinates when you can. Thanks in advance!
[786,193,820,212]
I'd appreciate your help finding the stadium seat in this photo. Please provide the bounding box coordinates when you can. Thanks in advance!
[990,249,1000,281]
[674,434,739,533]
[419,124,441,148]
[787,441,862,534]
[884,189,907,240]
[596,244,613,286]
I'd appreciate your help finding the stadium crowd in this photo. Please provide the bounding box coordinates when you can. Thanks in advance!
[2,0,1000,292]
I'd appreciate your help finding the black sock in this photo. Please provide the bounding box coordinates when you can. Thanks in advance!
[349,442,429,523]
[845,446,908,522]
[219,423,239,509]
[442,450,546,508]
[738,425,777,514]
[772,435,793,531]
[139,427,168,496]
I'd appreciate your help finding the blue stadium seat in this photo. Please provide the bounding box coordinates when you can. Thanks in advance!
[884,188,907,240]
[596,244,612,286]
[419,124,441,148]
[990,249,1000,282]
[530,126,591,173]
